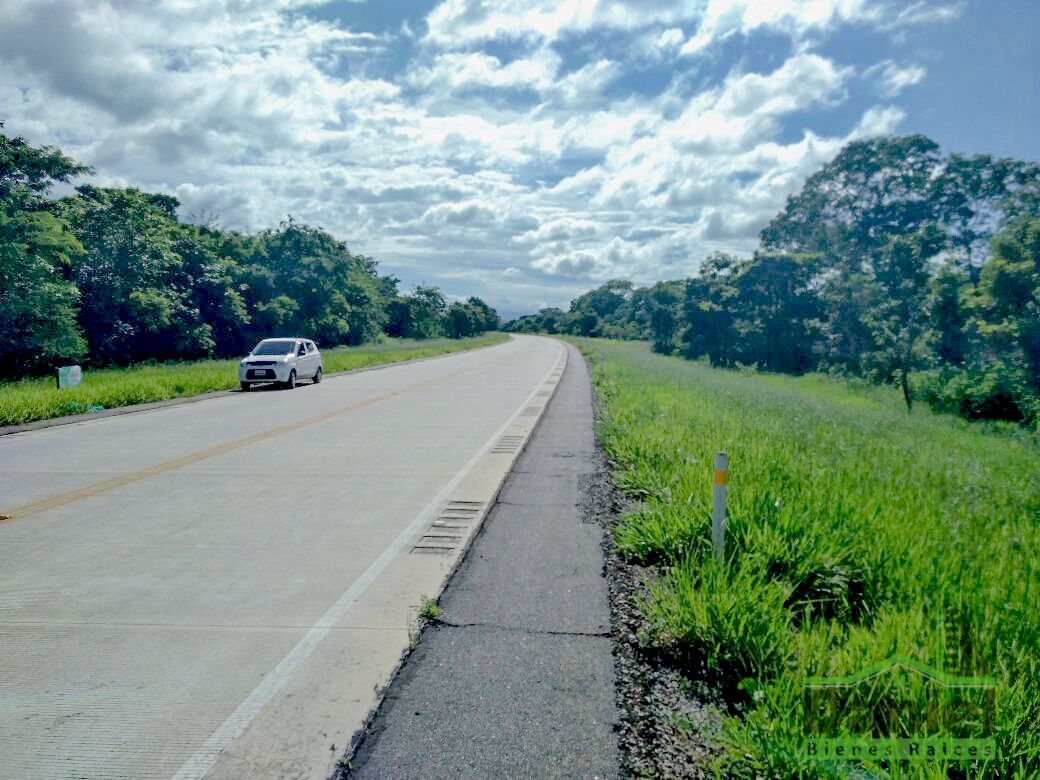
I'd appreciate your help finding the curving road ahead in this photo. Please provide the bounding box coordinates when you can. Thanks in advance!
[0,334,563,779]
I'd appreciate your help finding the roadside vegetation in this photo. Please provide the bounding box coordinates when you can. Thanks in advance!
[509,136,1040,431]
[576,338,1040,778]
[409,595,443,651]
[0,334,507,427]
[1,127,500,382]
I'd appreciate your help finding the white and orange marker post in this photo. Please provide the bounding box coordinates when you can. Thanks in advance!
[712,451,728,562]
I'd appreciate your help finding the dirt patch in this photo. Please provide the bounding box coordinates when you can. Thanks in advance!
[580,417,725,778]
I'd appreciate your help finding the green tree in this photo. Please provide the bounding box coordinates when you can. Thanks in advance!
[931,154,1040,286]
[384,296,412,338]
[247,219,388,347]
[730,252,821,373]
[926,265,972,366]
[405,285,447,339]
[59,187,214,363]
[0,128,89,208]
[762,135,944,262]
[505,307,566,334]
[974,217,1040,392]
[571,279,633,320]
[465,296,500,332]
[570,310,602,337]
[861,224,947,410]
[174,224,250,356]
[0,129,88,376]
[761,136,946,376]
[680,253,740,366]
[537,307,567,334]
[643,281,681,354]
[445,301,479,338]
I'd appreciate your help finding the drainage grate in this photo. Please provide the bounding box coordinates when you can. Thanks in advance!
[491,434,525,454]
[442,501,483,513]
[536,390,551,397]
[431,519,469,528]
[411,501,487,554]
[520,406,540,416]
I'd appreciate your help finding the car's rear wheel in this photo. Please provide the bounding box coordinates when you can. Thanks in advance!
[284,370,296,390]
[240,382,251,392]
[313,367,322,384]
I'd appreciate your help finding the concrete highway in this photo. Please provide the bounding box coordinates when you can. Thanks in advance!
[0,334,564,779]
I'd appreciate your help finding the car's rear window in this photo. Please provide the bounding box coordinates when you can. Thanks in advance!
[252,340,295,355]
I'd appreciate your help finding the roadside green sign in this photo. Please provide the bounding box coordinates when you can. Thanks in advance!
[56,365,83,389]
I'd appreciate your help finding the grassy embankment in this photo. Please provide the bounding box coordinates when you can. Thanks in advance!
[573,338,1039,779]
[0,334,509,427]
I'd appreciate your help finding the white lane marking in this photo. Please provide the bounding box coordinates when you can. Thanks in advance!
[172,339,565,780]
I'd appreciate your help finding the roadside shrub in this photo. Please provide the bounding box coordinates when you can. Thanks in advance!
[915,363,1036,425]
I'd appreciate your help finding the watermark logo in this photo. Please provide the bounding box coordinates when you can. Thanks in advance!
[802,653,997,763]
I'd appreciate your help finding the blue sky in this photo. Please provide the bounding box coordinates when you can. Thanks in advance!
[1,0,1037,319]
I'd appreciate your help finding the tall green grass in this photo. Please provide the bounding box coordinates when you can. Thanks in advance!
[573,338,1040,778]
[0,334,508,427]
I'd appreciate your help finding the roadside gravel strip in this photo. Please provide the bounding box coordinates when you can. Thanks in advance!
[344,343,621,778]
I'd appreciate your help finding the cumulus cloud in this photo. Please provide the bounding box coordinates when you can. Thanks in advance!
[421,200,501,227]
[851,104,908,136]
[0,0,955,311]
[422,0,950,49]
[679,0,873,55]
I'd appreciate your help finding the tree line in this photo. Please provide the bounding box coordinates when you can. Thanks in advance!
[0,128,499,379]
[507,136,1040,427]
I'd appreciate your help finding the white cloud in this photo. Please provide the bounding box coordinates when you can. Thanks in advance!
[0,0,956,312]
[851,104,907,136]
[576,53,854,213]
[866,60,927,97]
[422,0,953,49]
[551,59,622,106]
[679,0,871,55]
[421,200,501,227]
[657,27,686,49]
[423,0,697,47]
[866,1,963,31]
[519,216,605,244]
[407,48,561,94]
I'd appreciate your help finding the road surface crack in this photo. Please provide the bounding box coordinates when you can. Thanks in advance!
[430,617,610,639]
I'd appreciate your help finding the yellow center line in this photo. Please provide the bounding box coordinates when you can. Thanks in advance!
[0,346,525,523]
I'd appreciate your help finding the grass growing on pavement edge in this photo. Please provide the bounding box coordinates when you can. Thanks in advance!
[571,338,1040,779]
[417,595,442,621]
[0,334,508,427]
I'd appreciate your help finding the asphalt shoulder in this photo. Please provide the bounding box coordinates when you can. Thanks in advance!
[343,341,621,779]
